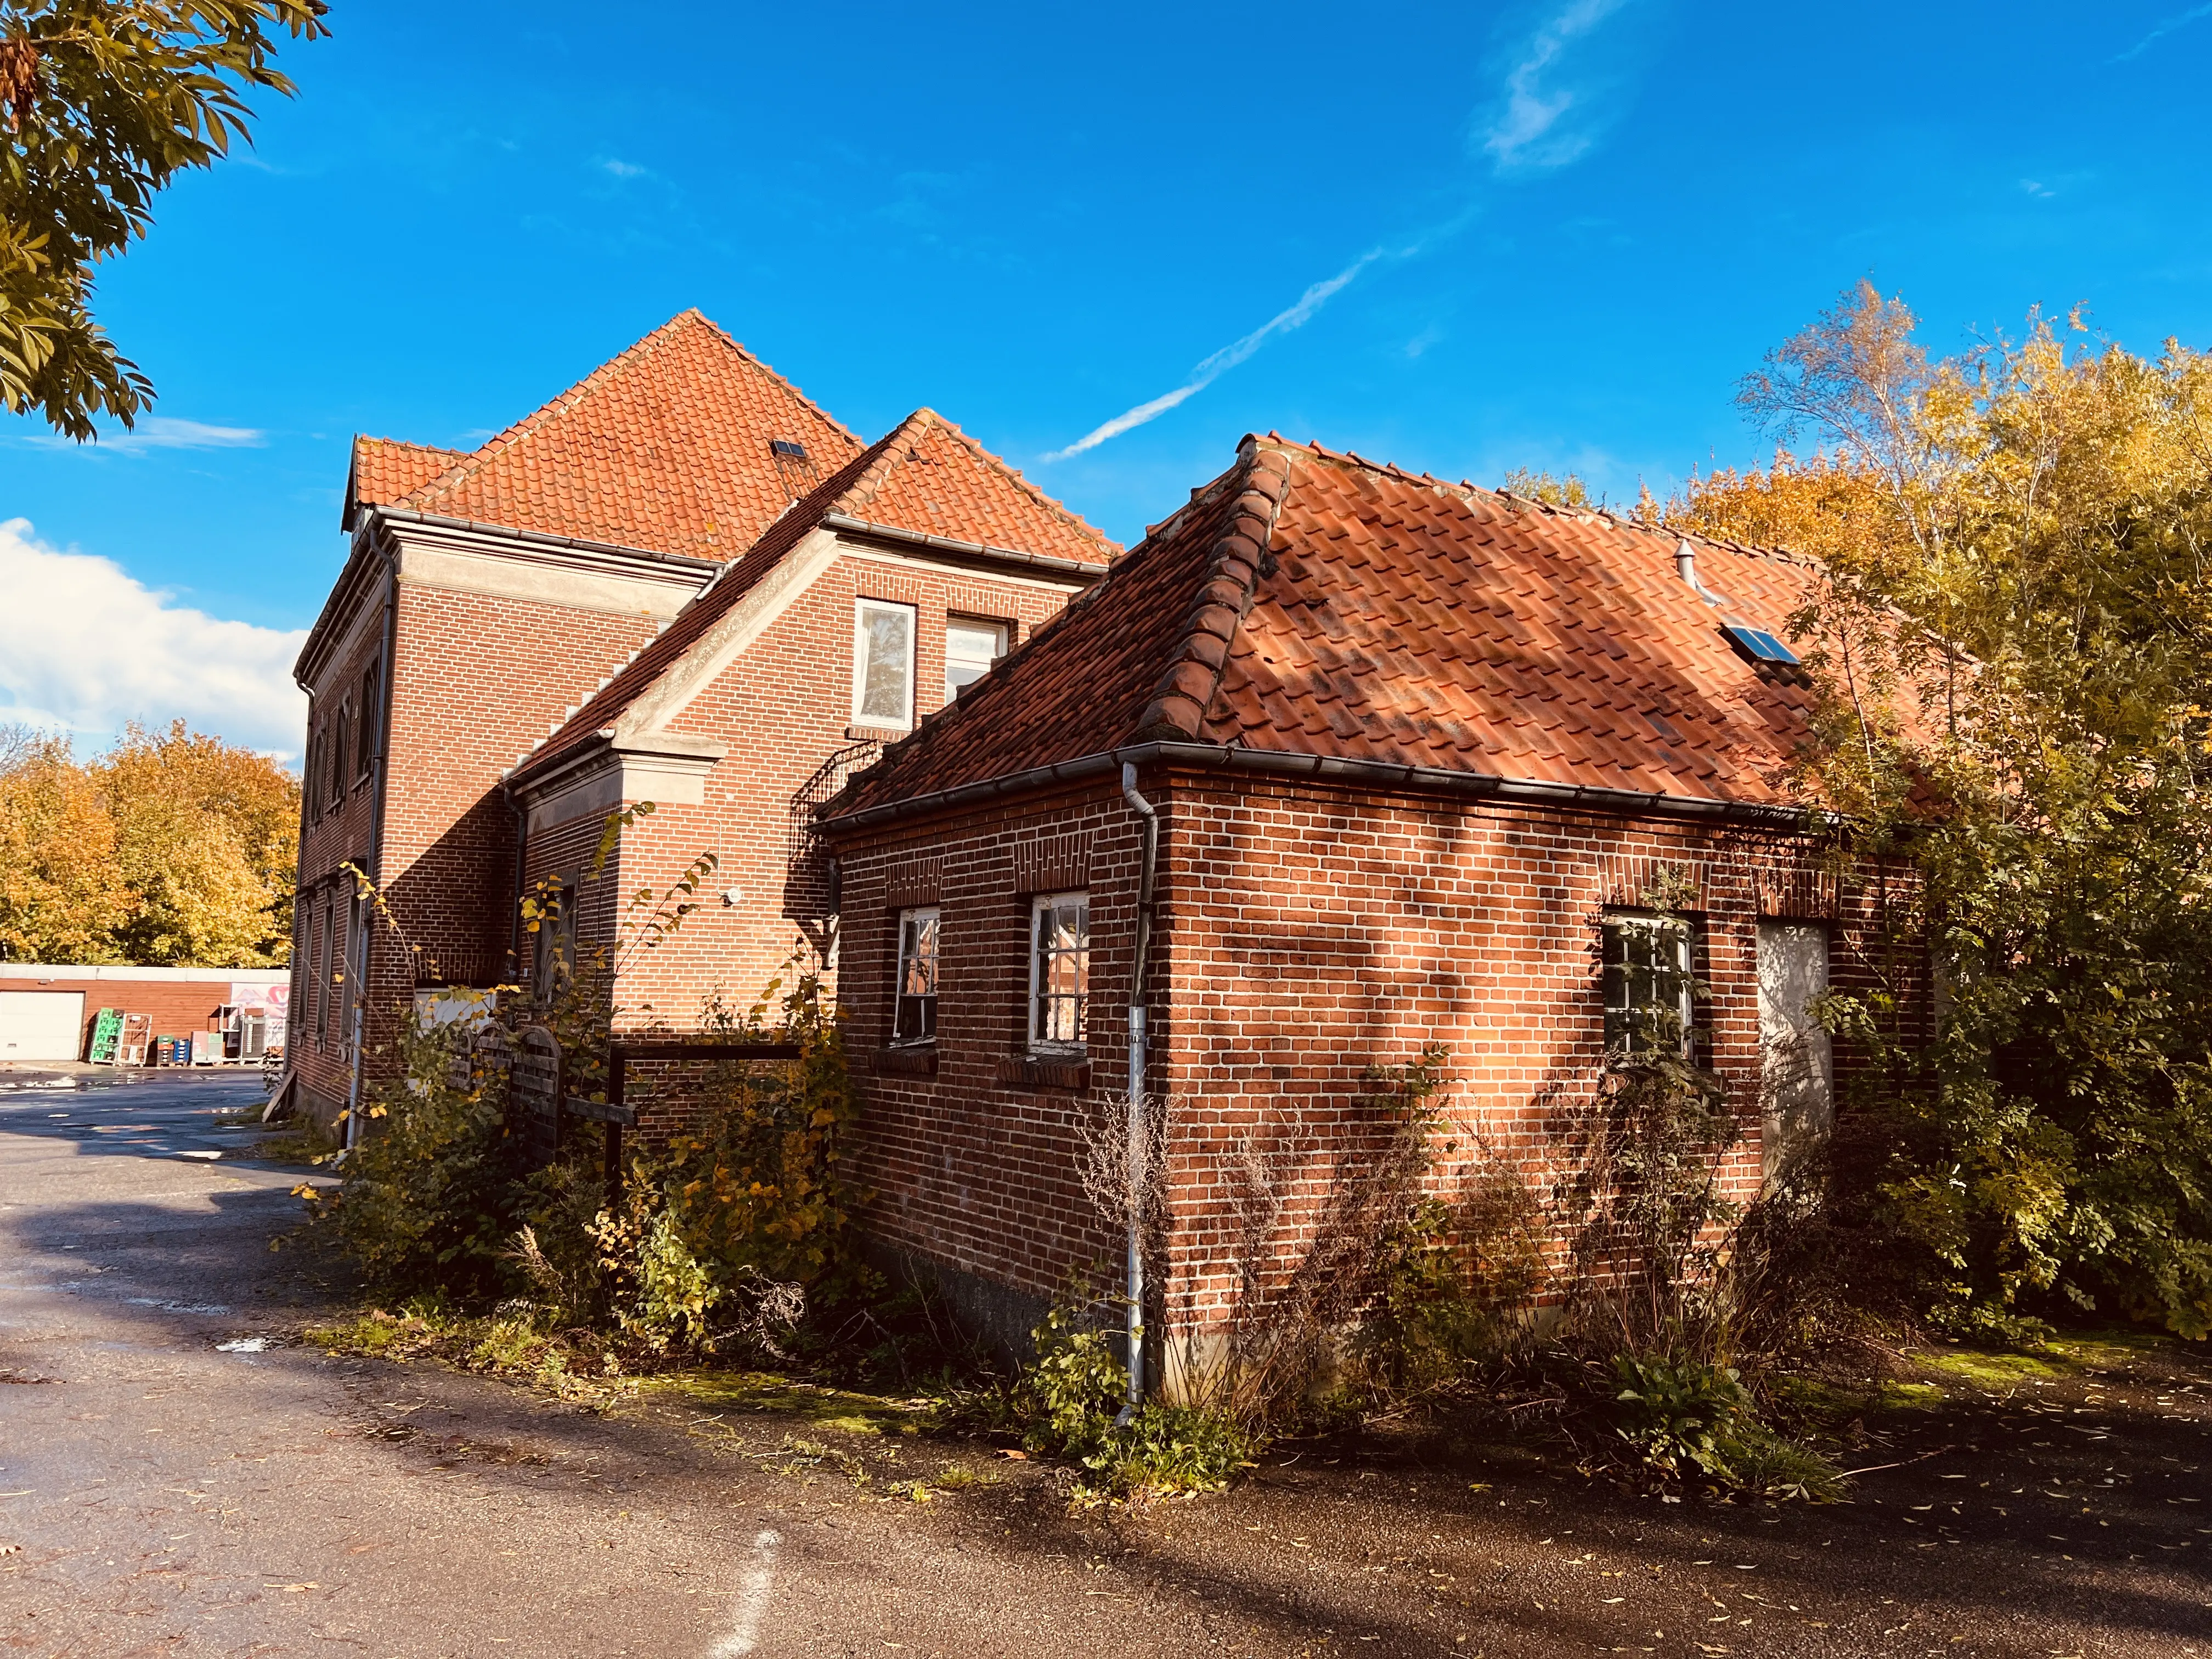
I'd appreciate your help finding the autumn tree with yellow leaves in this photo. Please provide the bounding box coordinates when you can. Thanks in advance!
[0,719,297,966]
[1669,283,2212,1341]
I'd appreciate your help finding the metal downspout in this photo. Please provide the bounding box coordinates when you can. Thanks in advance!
[346,545,400,1154]
[1118,760,1160,1417]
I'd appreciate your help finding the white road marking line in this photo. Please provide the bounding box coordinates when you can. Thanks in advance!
[710,1528,782,1657]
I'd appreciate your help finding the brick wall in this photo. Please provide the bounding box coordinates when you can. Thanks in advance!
[287,550,681,1126]
[536,546,1083,1036]
[826,764,1924,1354]
[289,577,392,1122]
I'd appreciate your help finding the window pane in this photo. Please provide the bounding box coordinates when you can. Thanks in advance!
[894,906,939,1043]
[857,604,914,725]
[1602,912,1694,1053]
[945,620,1006,698]
[1031,894,1089,1051]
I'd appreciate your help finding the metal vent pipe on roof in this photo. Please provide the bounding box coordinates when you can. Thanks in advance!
[1674,537,1728,606]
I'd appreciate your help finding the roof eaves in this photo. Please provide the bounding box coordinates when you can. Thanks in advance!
[820,738,1821,836]
[369,504,725,573]
[820,513,1110,582]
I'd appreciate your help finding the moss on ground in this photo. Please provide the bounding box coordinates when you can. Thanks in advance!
[648,1370,928,1436]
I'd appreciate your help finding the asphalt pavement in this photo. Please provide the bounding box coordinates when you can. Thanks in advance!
[3,1070,2208,1659]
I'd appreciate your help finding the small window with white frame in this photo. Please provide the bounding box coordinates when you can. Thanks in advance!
[1601,909,1698,1054]
[892,906,940,1045]
[1029,891,1090,1054]
[944,617,1008,700]
[853,599,917,729]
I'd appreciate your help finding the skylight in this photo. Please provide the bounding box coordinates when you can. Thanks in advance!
[771,439,809,460]
[1722,624,1801,666]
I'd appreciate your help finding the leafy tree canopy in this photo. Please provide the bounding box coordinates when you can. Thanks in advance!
[0,0,326,439]
[1671,282,2212,1341]
[0,718,298,965]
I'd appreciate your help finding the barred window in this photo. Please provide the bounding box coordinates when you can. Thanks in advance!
[309,908,328,1046]
[1601,910,1697,1054]
[1029,892,1089,1053]
[892,906,940,1045]
[329,704,349,805]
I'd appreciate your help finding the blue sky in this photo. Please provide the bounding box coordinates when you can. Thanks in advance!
[3,0,2210,759]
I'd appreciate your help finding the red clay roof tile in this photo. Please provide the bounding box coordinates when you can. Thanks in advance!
[836,436,1832,818]
[508,408,1118,782]
[345,437,470,527]
[387,311,866,560]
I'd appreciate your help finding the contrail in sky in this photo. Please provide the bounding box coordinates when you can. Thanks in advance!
[1040,0,1632,463]
[1040,253,1383,461]
[2111,2,2212,61]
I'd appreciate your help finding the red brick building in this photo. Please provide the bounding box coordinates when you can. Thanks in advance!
[820,435,1918,1374]
[282,314,1114,1130]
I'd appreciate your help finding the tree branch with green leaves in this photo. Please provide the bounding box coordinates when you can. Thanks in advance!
[0,0,327,439]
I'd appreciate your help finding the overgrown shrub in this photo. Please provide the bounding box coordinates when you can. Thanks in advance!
[1671,285,2212,1341]
[1610,1352,1752,1480]
[309,1014,516,1298]
[969,1284,1257,1498]
[310,814,859,1373]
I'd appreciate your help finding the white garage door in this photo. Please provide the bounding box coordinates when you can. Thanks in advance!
[0,991,87,1060]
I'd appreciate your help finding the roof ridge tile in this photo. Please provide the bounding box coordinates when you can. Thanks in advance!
[1123,442,1296,742]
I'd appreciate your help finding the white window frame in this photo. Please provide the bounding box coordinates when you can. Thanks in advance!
[1601,909,1698,1055]
[1028,891,1090,1056]
[944,616,1009,701]
[852,599,918,730]
[891,905,941,1046]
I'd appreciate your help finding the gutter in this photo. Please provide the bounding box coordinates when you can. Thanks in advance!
[271,674,320,1125]
[821,513,1109,583]
[819,741,1816,835]
[504,781,529,988]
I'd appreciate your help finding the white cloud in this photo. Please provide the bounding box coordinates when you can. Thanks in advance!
[599,157,650,179]
[0,518,307,761]
[1482,0,1628,172]
[18,415,267,455]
